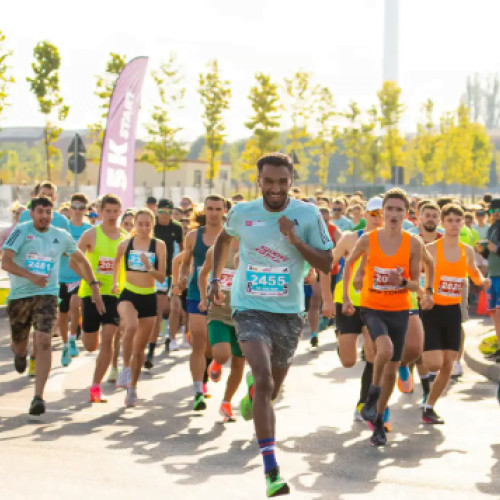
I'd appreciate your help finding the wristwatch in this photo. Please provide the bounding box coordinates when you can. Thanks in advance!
[425,287,434,294]
[89,280,100,287]
[400,278,408,288]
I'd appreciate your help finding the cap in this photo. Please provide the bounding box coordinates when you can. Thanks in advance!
[490,198,500,210]
[158,198,174,209]
[146,196,157,205]
[366,197,383,212]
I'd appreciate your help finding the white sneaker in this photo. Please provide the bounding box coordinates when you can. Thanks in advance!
[169,339,179,351]
[125,387,138,407]
[180,334,191,349]
[116,367,131,388]
[451,361,463,377]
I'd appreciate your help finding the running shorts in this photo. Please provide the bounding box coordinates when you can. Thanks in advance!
[59,282,80,313]
[208,320,243,357]
[118,288,157,318]
[422,304,462,352]
[82,295,119,332]
[335,302,364,335]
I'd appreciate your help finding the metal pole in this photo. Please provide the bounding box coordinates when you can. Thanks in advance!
[74,133,78,192]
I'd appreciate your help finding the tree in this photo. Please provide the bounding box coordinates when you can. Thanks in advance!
[198,59,231,193]
[141,52,187,196]
[0,30,14,129]
[309,86,337,189]
[483,75,500,130]
[468,121,493,192]
[342,101,362,189]
[359,106,381,184]
[88,52,127,162]
[240,137,261,199]
[26,41,69,181]
[377,80,406,182]
[284,71,316,182]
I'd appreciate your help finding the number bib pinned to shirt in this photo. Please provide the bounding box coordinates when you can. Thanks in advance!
[26,253,54,277]
[245,264,290,297]
[372,267,400,291]
[97,256,114,275]
[437,276,465,297]
[220,268,235,291]
[127,250,155,272]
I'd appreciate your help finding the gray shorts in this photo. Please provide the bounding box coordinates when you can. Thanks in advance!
[233,309,304,367]
[461,279,469,322]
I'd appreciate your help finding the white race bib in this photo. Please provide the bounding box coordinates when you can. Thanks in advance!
[26,253,54,277]
[220,268,235,291]
[245,264,290,297]
[437,276,465,298]
[127,250,155,272]
[97,256,114,275]
[372,267,400,291]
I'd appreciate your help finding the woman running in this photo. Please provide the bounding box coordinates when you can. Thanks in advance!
[112,209,166,407]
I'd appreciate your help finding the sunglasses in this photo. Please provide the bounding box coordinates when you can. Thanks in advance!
[476,211,486,216]
[158,209,172,214]
[489,208,500,214]
[368,210,381,217]
[332,207,342,212]
[71,204,87,210]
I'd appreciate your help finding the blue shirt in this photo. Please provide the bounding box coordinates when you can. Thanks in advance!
[332,216,353,231]
[19,209,70,232]
[2,221,78,300]
[225,198,333,314]
[59,221,92,283]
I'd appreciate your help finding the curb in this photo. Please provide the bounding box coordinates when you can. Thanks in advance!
[464,332,500,382]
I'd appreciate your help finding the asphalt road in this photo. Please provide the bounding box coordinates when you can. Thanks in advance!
[0,317,498,499]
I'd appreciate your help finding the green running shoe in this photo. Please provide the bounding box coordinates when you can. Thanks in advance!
[266,467,290,497]
[61,346,71,367]
[240,371,254,420]
[68,338,79,357]
[193,392,206,411]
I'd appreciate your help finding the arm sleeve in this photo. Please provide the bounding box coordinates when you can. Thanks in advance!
[2,224,26,253]
[306,207,334,251]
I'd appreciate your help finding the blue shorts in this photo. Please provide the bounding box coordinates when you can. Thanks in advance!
[186,298,208,316]
[487,276,500,310]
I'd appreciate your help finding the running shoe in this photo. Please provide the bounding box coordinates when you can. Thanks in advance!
[14,353,27,374]
[116,367,131,388]
[318,316,329,333]
[451,360,463,378]
[144,352,154,370]
[29,396,46,416]
[208,360,222,383]
[422,407,444,424]
[265,467,290,497]
[193,392,206,411]
[164,337,170,352]
[397,365,413,393]
[106,366,118,383]
[240,371,254,421]
[68,338,79,357]
[169,339,179,351]
[125,388,138,407]
[219,402,235,422]
[61,346,71,367]
[310,331,318,348]
[89,385,107,403]
[361,385,380,424]
[202,383,211,398]
[353,402,364,422]
[367,407,392,433]
[28,357,36,377]
[370,415,387,446]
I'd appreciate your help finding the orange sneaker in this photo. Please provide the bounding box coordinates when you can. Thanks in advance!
[89,385,107,403]
[202,383,211,399]
[208,360,222,383]
[397,366,414,393]
[219,402,235,422]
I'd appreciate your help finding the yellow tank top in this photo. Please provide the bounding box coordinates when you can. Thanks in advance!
[334,258,361,306]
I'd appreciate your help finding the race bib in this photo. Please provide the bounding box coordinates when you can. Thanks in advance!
[156,276,170,292]
[245,264,290,297]
[437,276,465,298]
[67,280,81,293]
[220,268,235,291]
[127,250,155,272]
[97,256,114,275]
[372,267,400,291]
[26,253,54,277]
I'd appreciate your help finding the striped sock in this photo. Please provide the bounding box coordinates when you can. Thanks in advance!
[258,437,278,473]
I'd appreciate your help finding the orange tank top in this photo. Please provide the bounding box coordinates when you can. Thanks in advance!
[361,229,411,311]
[433,239,467,306]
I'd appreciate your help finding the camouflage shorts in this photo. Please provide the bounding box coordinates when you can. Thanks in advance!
[233,309,304,367]
[7,295,58,344]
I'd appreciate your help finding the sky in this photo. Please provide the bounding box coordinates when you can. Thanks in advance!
[1,0,500,143]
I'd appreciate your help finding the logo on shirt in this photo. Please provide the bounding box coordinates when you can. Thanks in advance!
[53,238,59,244]
[293,219,299,226]
[27,235,34,241]
[245,220,265,227]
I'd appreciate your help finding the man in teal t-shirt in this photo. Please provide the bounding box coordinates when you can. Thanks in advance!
[2,196,103,416]
[208,153,333,497]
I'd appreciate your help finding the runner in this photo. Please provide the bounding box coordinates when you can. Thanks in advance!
[58,193,92,366]
[180,195,226,411]
[78,194,127,403]
[198,239,245,422]
[145,198,184,369]
[0,202,26,251]
[343,188,430,446]
[209,153,333,497]
[1,195,104,415]
[112,209,166,407]
[422,203,489,423]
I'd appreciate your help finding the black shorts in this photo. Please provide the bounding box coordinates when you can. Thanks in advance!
[330,273,338,293]
[180,289,188,313]
[118,288,157,318]
[59,282,80,313]
[82,295,119,333]
[422,304,462,352]
[335,303,364,334]
[360,307,409,362]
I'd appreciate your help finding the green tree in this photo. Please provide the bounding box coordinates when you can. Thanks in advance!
[359,106,381,184]
[468,121,493,191]
[141,52,187,196]
[0,30,14,129]
[88,52,127,162]
[240,137,261,199]
[342,101,362,189]
[309,86,337,189]
[377,80,406,181]
[26,40,69,181]
[284,71,316,182]
[198,59,231,193]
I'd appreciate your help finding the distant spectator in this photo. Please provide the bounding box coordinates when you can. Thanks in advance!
[231,193,244,204]
[146,196,157,214]
[331,197,353,231]
[474,206,490,240]
[0,201,26,250]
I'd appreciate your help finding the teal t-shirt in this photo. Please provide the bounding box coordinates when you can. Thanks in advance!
[225,198,333,314]
[59,221,92,283]
[2,221,77,300]
[19,208,70,232]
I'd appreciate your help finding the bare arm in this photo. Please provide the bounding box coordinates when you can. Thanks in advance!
[112,240,127,294]
[180,230,196,290]
[1,249,47,288]
[78,227,95,254]
[198,246,214,310]
[145,240,167,283]
[171,251,183,296]
[466,245,490,288]
[343,234,369,302]
[405,236,423,292]
[208,229,233,305]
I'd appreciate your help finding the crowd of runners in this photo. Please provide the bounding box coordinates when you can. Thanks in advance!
[2,152,500,497]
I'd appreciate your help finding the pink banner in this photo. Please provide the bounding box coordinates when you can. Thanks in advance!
[98,56,148,207]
